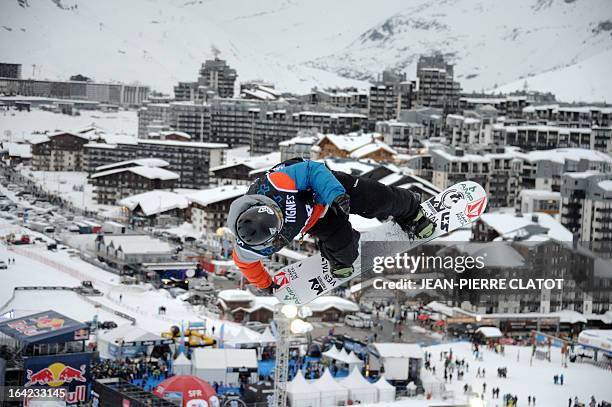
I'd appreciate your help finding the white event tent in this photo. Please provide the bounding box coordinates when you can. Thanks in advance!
[173,352,192,375]
[374,375,396,402]
[339,367,377,404]
[313,368,348,406]
[287,370,320,407]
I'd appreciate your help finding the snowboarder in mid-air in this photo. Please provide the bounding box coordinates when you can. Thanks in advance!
[227,158,435,292]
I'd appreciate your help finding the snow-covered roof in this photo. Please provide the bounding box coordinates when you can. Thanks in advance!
[3,142,32,158]
[138,139,228,149]
[91,166,179,181]
[187,185,248,207]
[431,148,490,163]
[97,235,174,254]
[210,152,280,172]
[350,140,397,159]
[119,190,189,216]
[475,326,503,338]
[372,343,423,359]
[95,158,169,172]
[309,296,359,312]
[519,189,561,200]
[479,212,573,241]
[320,133,375,152]
[100,133,138,145]
[598,180,612,191]
[218,289,256,302]
[278,134,321,147]
[160,130,191,139]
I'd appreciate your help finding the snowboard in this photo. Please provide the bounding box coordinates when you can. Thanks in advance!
[272,181,488,305]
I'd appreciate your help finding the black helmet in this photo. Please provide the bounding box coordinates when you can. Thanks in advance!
[235,204,283,246]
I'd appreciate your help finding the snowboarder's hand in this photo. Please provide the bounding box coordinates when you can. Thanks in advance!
[333,193,350,216]
[264,281,280,295]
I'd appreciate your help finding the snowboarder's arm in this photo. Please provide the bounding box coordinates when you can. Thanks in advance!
[275,160,345,205]
[232,246,272,289]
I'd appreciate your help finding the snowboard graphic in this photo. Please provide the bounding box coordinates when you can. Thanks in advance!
[273,181,488,305]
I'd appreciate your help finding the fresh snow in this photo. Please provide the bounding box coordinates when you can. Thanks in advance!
[0,109,138,141]
[4,0,608,101]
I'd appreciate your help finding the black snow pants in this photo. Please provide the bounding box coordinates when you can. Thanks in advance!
[308,171,420,268]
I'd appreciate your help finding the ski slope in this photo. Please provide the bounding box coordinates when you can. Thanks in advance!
[2,0,611,101]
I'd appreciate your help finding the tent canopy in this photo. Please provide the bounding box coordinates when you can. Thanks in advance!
[313,369,349,393]
[260,326,276,344]
[287,370,316,395]
[98,324,169,346]
[192,348,258,371]
[224,326,262,347]
[323,347,363,365]
[340,367,375,390]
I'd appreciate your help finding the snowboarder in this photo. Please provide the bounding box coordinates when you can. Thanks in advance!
[227,158,434,291]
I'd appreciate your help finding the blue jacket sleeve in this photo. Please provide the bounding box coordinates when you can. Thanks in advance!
[278,161,345,205]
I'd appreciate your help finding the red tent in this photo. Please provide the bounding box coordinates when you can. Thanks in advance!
[417,314,430,321]
[433,320,446,327]
[154,375,219,407]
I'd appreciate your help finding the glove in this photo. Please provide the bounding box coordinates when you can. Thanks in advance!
[263,282,280,295]
[333,193,350,216]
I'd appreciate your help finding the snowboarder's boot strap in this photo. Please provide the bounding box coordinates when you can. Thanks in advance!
[396,208,436,240]
[330,265,354,279]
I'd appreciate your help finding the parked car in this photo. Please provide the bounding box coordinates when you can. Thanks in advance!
[355,312,374,328]
[344,314,365,328]
[0,261,7,269]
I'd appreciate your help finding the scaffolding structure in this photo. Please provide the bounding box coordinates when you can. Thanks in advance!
[272,309,290,407]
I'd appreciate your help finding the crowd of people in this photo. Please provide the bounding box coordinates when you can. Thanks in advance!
[91,356,171,391]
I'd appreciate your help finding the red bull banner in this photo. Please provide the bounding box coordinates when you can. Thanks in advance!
[23,352,92,405]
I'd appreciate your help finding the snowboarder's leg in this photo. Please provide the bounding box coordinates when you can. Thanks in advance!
[308,209,359,278]
[332,171,435,239]
[332,171,419,219]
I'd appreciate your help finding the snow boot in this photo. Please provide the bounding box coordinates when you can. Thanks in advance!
[395,207,436,240]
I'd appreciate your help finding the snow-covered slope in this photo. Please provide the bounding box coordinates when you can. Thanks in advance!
[493,48,612,103]
[1,0,611,101]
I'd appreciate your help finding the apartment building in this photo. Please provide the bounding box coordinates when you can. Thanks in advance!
[368,70,414,121]
[497,125,611,153]
[522,105,612,128]
[308,87,368,109]
[517,190,561,215]
[375,120,426,150]
[561,172,612,242]
[459,96,529,119]
[137,103,172,138]
[30,131,91,171]
[199,58,237,99]
[0,77,149,105]
[0,62,22,79]
[251,110,369,155]
[84,139,227,189]
[89,159,179,205]
[416,55,461,112]
[187,185,248,233]
[279,132,320,161]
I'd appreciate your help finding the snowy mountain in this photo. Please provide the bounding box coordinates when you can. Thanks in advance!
[1,0,611,101]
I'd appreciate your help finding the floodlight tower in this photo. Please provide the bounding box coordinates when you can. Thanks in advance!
[271,304,313,407]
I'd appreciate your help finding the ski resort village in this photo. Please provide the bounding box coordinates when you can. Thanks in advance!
[1,1,611,406]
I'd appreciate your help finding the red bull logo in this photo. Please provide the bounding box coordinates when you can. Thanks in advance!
[25,362,86,387]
